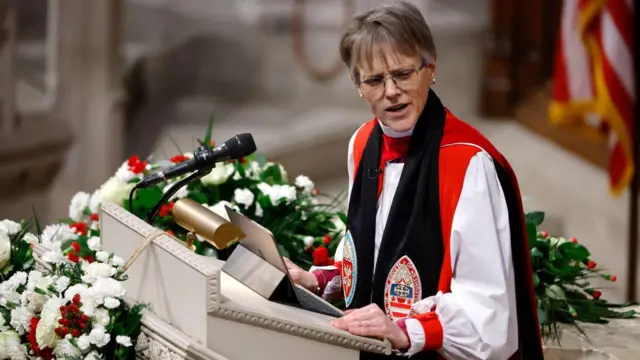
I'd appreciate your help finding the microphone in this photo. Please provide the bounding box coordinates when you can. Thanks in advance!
[137,133,256,188]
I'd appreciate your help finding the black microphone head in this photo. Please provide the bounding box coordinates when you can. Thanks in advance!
[227,133,257,158]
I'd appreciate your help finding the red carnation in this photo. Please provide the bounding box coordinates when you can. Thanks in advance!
[312,246,329,266]
[128,155,140,167]
[570,237,578,243]
[587,260,597,269]
[70,222,87,236]
[540,231,548,238]
[71,242,81,253]
[611,275,617,282]
[159,202,175,217]
[170,154,190,163]
[90,213,100,221]
[323,235,332,245]
[82,255,94,263]
[67,252,80,263]
[593,290,602,299]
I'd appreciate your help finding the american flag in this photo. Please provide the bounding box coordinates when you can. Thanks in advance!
[550,0,635,195]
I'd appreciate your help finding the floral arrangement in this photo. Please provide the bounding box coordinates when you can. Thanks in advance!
[525,211,636,342]
[0,218,145,360]
[63,127,346,271]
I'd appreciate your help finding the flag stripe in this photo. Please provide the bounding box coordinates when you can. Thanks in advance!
[602,7,635,99]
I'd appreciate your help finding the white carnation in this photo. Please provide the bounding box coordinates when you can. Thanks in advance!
[114,161,140,183]
[69,192,91,221]
[0,231,10,270]
[89,189,102,214]
[91,278,126,304]
[41,224,78,247]
[233,188,255,208]
[93,307,111,327]
[82,262,117,284]
[0,330,27,360]
[87,236,101,251]
[85,350,103,360]
[55,276,71,293]
[103,297,120,309]
[110,256,125,268]
[303,236,315,248]
[54,338,83,358]
[89,326,111,348]
[295,175,315,194]
[22,233,38,244]
[259,184,297,206]
[205,201,239,221]
[246,161,262,180]
[42,245,64,265]
[77,334,91,350]
[0,220,21,235]
[255,203,263,217]
[116,335,133,347]
[9,306,33,335]
[201,163,231,185]
[96,251,110,263]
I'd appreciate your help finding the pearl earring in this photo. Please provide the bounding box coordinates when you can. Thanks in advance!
[432,77,436,84]
[359,92,363,98]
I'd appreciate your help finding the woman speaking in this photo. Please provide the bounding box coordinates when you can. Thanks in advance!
[285,2,543,359]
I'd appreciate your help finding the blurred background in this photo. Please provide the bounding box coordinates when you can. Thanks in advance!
[0,0,636,301]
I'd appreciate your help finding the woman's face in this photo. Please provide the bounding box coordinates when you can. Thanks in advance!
[356,52,435,133]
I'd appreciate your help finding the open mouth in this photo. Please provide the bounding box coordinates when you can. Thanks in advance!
[385,103,409,113]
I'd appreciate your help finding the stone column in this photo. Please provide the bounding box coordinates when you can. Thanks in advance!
[48,0,125,218]
[0,0,17,134]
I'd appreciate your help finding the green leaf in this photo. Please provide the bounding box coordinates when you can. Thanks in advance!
[203,111,215,147]
[546,285,566,300]
[525,211,545,226]
[136,187,164,209]
[559,242,590,261]
[526,222,537,249]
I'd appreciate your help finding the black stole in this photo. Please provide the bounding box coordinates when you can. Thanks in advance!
[346,89,445,360]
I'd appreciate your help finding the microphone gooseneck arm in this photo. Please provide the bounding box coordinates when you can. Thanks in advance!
[145,169,211,224]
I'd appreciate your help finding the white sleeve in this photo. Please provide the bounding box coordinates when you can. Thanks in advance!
[404,151,518,360]
[347,126,360,203]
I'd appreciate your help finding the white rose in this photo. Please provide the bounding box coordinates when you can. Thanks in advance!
[36,297,64,348]
[96,177,135,206]
[116,335,133,347]
[0,220,21,235]
[295,175,315,194]
[88,326,111,348]
[233,188,255,208]
[0,330,27,360]
[69,192,91,221]
[200,163,230,185]
[87,236,101,251]
[0,231,10,270]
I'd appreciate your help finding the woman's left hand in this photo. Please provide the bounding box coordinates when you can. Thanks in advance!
[331,304,409,350]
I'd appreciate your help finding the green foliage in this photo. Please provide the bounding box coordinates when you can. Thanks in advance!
[525,211,637,344]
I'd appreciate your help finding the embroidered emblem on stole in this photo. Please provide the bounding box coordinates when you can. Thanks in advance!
[384,255,422,321]
[342,231,357,307]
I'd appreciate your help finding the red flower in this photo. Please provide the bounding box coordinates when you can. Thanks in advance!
[170,154,190,163]
[90,213,99,221]
[67,252,80,263]
[210,140,217,147]
[570,237,578,243]
[312,189,319,196]
[159,202,175,217]
[73,294,81,305]
[611,275,617,282]
[166,230,175,237]
[323,235,332,245]
[127,155,148,174]
[70,222,87,236]
[540,231,548,238]
[312,246,329,266]
[328,258,335,265]
[82,255,94,263]
[593,290,602,299]
[239,157,248,164]
[71,242,81,253]
[587,260,597,269]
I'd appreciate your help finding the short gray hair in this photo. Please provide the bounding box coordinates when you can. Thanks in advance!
[339,1,436,80]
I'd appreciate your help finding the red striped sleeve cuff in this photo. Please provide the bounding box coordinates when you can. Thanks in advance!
[413,312,443,351]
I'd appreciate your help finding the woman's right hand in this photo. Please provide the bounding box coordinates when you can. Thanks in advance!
[284,257,318,292]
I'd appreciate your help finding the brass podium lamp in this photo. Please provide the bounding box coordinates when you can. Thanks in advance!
[172,199,245,252]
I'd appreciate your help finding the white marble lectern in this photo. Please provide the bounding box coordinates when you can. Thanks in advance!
[98,202,392,360]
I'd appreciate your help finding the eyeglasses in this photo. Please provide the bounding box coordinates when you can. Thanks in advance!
[357,59,428,97]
